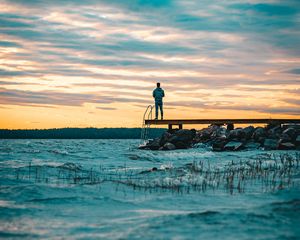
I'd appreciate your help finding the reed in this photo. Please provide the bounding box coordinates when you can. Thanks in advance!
[13,153,300,194]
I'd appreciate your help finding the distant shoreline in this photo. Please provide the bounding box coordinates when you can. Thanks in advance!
[0,128,166,139]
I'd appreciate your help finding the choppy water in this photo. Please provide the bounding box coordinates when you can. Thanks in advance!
[0,139,299,239]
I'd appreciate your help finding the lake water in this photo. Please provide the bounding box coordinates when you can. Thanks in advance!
[0,139,299,239]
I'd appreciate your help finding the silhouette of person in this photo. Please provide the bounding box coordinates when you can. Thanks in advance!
[153,82,165,120]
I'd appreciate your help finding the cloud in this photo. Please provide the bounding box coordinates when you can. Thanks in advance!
[287,88,300,94]
[229,3,298,16]
[0,40,21,47]
[285,68,300,74]
[212,102,300,115]
[0,0,299,122]
[0,69,28,76]
[7,0,173,9]
[201,102,300,115]
[282,98,300,106]
[0,80,41,85]
[0,87,150,107]
[96,106,117,110]
[0,88,104,106]
[0,17,34,28]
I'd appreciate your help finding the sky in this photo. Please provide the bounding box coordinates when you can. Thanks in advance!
[0,0,299,129]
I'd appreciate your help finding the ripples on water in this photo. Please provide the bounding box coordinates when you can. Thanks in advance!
[0,139,299,239]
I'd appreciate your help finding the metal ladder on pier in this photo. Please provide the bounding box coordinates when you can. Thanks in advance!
[140,105,154,145]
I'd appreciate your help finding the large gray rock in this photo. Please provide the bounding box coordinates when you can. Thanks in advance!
[228,128,245,140]
[212,138,227,151]
[176,129,196,141]
[282,128,297,139]
[267,125,282,139]
[227,123,234,131]
[159,131,172,146]
[146,138,161,150]
[263,138,278,150]
[279,133,292,143]
[195,125,219,142]
[169,129,196,148]
[174,141,189,149]
[252,127,266,141]
[224,141,244,151]
[194,130,210,142]
[163,142,176,150]
[296,135,300,146]
[243,126,255,139]
[211,127,227,138]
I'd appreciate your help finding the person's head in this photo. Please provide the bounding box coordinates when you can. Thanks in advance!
[156,82,160,88]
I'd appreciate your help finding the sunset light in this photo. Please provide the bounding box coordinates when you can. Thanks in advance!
[0,0,299,129]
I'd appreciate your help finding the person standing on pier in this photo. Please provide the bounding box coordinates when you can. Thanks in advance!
[153,82,165,120]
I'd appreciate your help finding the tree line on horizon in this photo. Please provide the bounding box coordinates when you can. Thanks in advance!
[0,128,166,139]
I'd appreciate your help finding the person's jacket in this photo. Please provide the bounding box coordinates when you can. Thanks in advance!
[153,87,165,103]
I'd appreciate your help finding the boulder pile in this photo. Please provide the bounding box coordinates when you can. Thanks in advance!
[140,129,196,150]
[139,124,300,151]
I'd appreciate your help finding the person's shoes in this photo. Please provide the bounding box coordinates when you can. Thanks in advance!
[155,117,158,120]
[161,117,163,120]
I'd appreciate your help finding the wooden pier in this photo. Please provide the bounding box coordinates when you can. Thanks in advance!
[145,119,300,130]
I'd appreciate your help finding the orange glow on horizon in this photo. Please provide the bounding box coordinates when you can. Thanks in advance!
[0,1,299,129]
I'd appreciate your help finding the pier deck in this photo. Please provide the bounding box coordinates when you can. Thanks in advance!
[145,119,300,130]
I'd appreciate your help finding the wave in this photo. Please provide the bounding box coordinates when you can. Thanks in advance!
[186,210,220,218]
[270,199,300,207]
[27,196,80,203]
[0,232,37,238]
[48,149,69,155]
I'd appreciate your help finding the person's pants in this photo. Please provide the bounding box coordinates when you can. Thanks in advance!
[155,102,163,119]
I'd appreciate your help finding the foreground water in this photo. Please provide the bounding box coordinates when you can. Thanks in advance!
[0,139,299,239]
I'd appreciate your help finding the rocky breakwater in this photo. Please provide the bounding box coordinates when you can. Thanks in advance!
[139,124,300,151]
[140,129,196,150]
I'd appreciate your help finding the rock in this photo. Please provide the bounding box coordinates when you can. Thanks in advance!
[175,129,196,141]
[205,125,220,136]
[279,133,292,143]
[168,135,178,143]
[296,135,300,145]
[140,124,300,152]
[242,126,255,139]
[266,122,280,130]
[168,139,189,149]
[224,141,244,151]
[227,123,234,131]
[267,125,282,138]
[277,142,295,150]
[211,127,227,138]
[159,131,172,146]
[263,138,278,150]
[282,127,297,139]
[169,129,196,148]
[195,125,220,142]
[258,136,266,144]
[194,129,210,142]
[228,128,245,140]
[175,141,190,149]
[146,138,161,150]
[252,127,266,141]
[162,142,176,150]
[212,138,227,151]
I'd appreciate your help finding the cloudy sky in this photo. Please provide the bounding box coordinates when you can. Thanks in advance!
[0,0,299,129]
